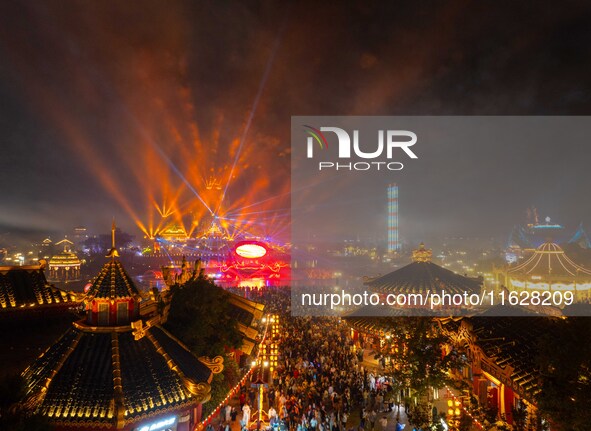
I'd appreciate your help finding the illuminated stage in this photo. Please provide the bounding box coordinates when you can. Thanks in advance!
[214,240,289,288]
[139,231,289,289]
[120,134,290,289]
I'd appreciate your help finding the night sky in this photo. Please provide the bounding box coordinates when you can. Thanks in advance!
[0,1,590,241]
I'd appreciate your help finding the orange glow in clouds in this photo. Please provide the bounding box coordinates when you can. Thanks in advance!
[0,3,290,242]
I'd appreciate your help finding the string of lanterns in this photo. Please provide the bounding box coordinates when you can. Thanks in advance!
[194,314,273,431]
[443,385,484,430]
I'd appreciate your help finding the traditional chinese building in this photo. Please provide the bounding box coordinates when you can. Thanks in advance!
[367,243,482,295]
[362,243,482,314]
[20,224,222,431]
[437,311,560,427]
[0,263,76,320]
[226,293,265,364]
[346,244,483,362]
[346,307,557,428]
[47,239,82,283]
[497,241,591,302]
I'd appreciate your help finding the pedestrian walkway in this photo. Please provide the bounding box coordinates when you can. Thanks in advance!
[346,404,411,431]
[214,389,270,431]
[219,390,412,431]
[353,348,411,430]
[207,303,412,431]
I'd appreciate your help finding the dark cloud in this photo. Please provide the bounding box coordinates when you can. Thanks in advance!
[0,1,589,238]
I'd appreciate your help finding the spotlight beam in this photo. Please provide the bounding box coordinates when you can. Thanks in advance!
[215,25,284,216]
[224,170,342,216]
[150,141,213,215]
[224,190,291,215]
[225,208,291,218]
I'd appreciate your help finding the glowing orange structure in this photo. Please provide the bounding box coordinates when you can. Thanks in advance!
[47,239,82,283]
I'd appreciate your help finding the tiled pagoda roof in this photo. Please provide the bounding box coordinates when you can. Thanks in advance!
[22,324,214,428]
[440,313,561,400]
[0,265,76,311]
[85,260,141,300]
[366,260,482,295]
[48,251,81,267]
[21,245,219,429]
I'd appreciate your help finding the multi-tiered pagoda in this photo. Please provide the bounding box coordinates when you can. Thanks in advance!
[20,223,221,431]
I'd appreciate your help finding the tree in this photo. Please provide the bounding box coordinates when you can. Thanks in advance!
[527,411,549,431]
[380,317,466,429]
[202,355,241,417]
[164,273,243,358]
[406,403,432,429]
[385,317,464,394]
[203,372,228,418]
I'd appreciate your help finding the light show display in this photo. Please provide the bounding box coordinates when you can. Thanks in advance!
[387,184,399,253]
[504,207,591,261]
[214,240,289,287]
[234,241,268,259]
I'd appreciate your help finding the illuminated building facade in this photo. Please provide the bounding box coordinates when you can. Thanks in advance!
[497,241,591,302]
[387,184,399,253]
[437,314,558,428]
[47,239,82,283]
[158,224,189,241]
[20,226,221,431]
[156,240,289,289]
[347,311,554,429]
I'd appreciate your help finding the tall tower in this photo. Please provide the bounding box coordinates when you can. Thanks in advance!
[387,184,400,253]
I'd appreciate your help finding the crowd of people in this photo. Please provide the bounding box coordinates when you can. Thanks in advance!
[229,291,407,431]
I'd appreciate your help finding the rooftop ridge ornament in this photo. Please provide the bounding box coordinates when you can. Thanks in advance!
[412,242,432,262]
[131,319,150,340]
[106,218,120,259]
[198,355,225,374]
